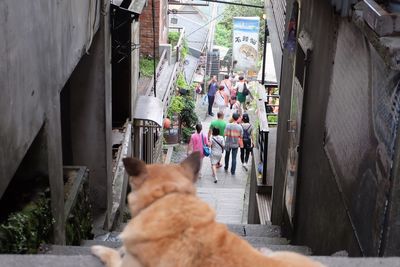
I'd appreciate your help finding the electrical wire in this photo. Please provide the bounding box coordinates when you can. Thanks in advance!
[185,12,225,38]
[152,0,157,97]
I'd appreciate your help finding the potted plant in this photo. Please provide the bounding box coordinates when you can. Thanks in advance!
[164,96,185,144]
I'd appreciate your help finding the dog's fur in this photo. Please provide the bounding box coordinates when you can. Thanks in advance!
[92,152,324,267]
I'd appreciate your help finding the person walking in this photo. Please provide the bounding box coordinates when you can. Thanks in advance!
[234,76,248,110]
[221,74,232,102]
[229,96,242,119]
[215,85,228,113]
[240,113,254,170]
[208,111,227,168]
[210,128,225,183]
[188,123,209,177]
[207,75,218,116]
[224,113,243,175]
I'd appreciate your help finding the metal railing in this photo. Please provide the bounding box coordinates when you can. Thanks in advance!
[255,85,270,185]
[145,49,167,97]
[169,26,185,63]
[266,94,279,126]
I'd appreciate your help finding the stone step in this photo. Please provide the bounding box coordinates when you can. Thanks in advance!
[226,223,281,237]
[2,254,400,267]
[45,241,309,257]
[95,223,281,241]
[83,235,289,249]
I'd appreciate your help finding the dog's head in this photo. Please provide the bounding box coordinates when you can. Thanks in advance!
[122,152,202,216]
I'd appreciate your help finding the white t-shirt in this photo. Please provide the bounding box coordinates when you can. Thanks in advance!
[215,91,226,106]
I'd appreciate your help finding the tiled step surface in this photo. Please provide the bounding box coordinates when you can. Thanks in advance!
[82,237,292,250]
[226,223,281,237]
[5,253,400,267]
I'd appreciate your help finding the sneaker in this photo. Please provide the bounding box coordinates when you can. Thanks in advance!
[242,162,248,170]
[216,162,223,168]
[214,177,218,183]
[224,167,228,172]
[209,112,215,116]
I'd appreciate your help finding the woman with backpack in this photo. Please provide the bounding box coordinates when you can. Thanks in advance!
[240,113,253,170]
[234,76,249,110]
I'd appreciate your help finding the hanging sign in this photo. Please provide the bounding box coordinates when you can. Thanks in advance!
[232,17,260,72]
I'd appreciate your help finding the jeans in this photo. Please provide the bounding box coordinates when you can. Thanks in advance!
[208,95,215,115]
[224,147,238,174]
[240,147,252,164]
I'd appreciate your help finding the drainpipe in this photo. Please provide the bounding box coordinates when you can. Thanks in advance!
[388,0,400,12]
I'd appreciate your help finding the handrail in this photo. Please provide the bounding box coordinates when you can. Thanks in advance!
[169,26,185,63]
[145,49,167,96]
[255,84,270,185]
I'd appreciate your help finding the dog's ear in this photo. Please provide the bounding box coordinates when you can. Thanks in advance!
[123,157,148,188]
[180,152,201,182]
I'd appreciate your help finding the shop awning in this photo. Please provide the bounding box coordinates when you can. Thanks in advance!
[133,96,163,127]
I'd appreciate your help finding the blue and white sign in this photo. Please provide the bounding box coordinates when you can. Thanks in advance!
[232,17,260,71]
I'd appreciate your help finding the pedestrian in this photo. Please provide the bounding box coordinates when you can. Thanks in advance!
[208,111,227,168]
[224,113,243,175]
[234,76,248,110]
[229,96,242,118]
[215,85,228,113]
[207,75,218,116]
[221,74,232,102]
[210,128,225,183]
[188,123,209,177]
[240,113,254,170]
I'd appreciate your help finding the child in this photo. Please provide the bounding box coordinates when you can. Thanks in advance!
[229,96,242,120]
[210,127,225,183]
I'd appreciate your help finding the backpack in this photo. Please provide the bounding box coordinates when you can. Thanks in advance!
[242,83,249,96]
[242,125,252,148]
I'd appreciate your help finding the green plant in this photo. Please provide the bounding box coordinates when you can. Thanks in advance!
[167,96,185,119]
[267,115,278,123]
[180,95,198,143]
[0,193,54,254]
[215,23,232,48]
[168,31,180,47]
[182,127,194,143]
[181,39,189,59]
[139,57,158,77]
[176,72,188,89]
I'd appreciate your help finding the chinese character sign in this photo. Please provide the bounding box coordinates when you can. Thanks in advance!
[232,17,260,71]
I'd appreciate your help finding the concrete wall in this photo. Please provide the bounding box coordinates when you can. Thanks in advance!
[274,0,400,256]
[273,0,361,255]
[0,0,96,197]
[0,0,112,238]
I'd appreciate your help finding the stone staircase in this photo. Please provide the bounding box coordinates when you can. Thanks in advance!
[2,224,400,266]
[43,224,311,256]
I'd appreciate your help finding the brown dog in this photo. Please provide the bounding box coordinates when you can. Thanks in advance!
[92,152,324,267]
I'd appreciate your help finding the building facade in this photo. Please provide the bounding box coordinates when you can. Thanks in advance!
[268,0,400,256]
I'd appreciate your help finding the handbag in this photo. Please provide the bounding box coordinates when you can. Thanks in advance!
[201,134,211,157]
[242,83,250,96]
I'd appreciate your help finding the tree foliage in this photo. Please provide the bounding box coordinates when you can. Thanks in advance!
[215,0,265,50]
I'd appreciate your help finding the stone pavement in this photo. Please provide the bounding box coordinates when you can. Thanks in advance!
[194,96,251,224]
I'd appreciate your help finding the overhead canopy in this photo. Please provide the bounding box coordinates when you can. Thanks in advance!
[213,45,230,60]
[258,43,278,85]
[111,0,146,15]
[133,96,163,127]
